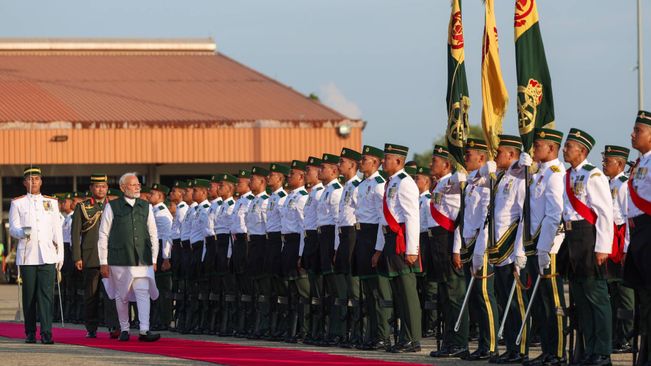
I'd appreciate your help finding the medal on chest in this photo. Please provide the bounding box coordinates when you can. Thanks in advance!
[43,200,52,212]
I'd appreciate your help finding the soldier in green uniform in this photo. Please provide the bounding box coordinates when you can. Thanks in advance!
[71,173,119,339]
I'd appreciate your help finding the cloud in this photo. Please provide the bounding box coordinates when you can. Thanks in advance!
[319,82,362,119]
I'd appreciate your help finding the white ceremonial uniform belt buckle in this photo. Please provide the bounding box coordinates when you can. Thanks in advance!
[355,223,361,231]
[565,221,572,231]
[317,227,322,234]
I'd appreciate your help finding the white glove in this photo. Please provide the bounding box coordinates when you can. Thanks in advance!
[537,252,551,274]
[451,172,467,184]
[514,255,527,269]
[519,152,533,167]
[472,254,484,274]
[480,161,497,177]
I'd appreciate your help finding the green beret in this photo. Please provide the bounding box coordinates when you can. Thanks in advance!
[220,173,238,184]
[108,188,123,197]
[291,160,307,170]
[404,166,417,176]
[322,153,340,164]
[306,156,323,167]
[533,128,564,145]
[251,166,270,177]
[566,128,595,152]
[603,145,630,160]
[194,178,211,188]
[173,180,189,189]
[498,134,523,150]
[140,186,151,193]
[417,166,431,176]
[340,148,362,162]
[465,138,488,152]
[362,145,384,159]
[238,169,251,178]
[384,143,409,157]
[151,183,170,195]
[636,110,651,126]
[90,173,108,184]
[269,163,290,175]
[23,167,41,177]
[432,144,449,159]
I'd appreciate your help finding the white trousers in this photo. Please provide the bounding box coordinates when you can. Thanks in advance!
[115,277,151,333]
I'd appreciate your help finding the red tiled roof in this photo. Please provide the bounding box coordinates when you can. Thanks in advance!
[0,40,353,125]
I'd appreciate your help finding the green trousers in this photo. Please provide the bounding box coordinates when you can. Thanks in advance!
[570,276,612,356]
[153,272,173,327]
[494,265,529,355]
[608,279,634,346]
[360,275,392,343]
[467,258,499,352]
[439,267,468,348]
[389,272,422,343]
[20,264,55,336]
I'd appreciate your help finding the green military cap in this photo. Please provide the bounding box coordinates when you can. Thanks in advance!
[269,163,290,175]
[340,147,362,162]
[404,166,417,176]
[534,128,564,145]
[173,180,188,189]
[636,110,651,126]
[186,179,195,188]
[151,183,170,195]
[53,193,65,200]
[384,143,409,157]
[291,160,307,170]
[83,191,92,197]
[210,175,222,183]
[465,138,488,152]
[140,186,151,193]
[238,169,252,178]
[362,145,384,159]
[603,145,630,160]
[498,134,523,150]
[306,156,323,167]
[417,166,431,176]
[220,173,238,184]
[23,166,41,177]
[108,188,123,197]
[566,128,596,152]
[70,191,81,199]
[251,166,270,177]
[432,144,449,159]
[194,178,211,188]
[322,153,340,164]
[90,173,108,183]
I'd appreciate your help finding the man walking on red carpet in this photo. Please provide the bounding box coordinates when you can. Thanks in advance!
[98,172,161,342]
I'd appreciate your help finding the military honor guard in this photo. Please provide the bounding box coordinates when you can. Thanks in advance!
[9,167,64,344]
[177,180,197,333]
[601,144,635,354]
[372,143,422,353]
[202,175,223,334]
[623,111,651,365]
[59,193,76,322]
[168,180,189,331]
[188,178,212,333]
[148,184,173,331]
[98,172,160,342]
[562,128,614,366]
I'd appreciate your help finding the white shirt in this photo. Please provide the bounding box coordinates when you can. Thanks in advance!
[453,170,490,253]
[418,191,431,233]
[317,179,342,227]
[191,200,211,243]
[375,169,420,256]
[153,202,173,259]
[429,172,463,253]
[97,197,159,266]
[563,159,614,254]
[337,175,361,227]
[610,172,629,226]
[171,201,189,240]
[207,197,223,237]
[354,171,385,248]
[266,187,287,233]
[230,192,254,234]
[282,187,309,235]
[9,193,64,266]
[303,183,324,231]
[628,150,651,218]
[215,197,236,234]
[246,191,269,235]
[180,202,197,241]
[62,211,74,244]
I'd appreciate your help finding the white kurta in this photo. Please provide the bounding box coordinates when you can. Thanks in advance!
[97,197,159,303]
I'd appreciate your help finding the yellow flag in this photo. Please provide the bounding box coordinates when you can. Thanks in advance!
[481,0,509,158]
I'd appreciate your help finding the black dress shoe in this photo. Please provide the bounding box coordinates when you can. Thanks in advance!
[464,348,492,361]
[613,342,632,354]
[543,355,566,366]
[118,331,130,341]
[86,330,97,338]
[390,341,421,353]
[25,333,36,344]
[488,352,501,363]
[496,351,527,364]
[584,354,611,366]
[363,339,391,351]
[524,353,551,366]
[138,331,161,342]
[431,346,469,358]
[41,333,54,345]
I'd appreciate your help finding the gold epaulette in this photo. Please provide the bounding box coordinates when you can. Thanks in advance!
[43,195,55,199]
[590,172,602,178]
[550,165,561,173]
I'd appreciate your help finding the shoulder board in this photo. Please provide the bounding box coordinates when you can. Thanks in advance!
[12,195,25,201]
[227,200,235,206]
[299,190,308,196]
[316,186,324,191]
[203,203,210,208]
[246,195,254,200]
[278,191,287,198]
[178,202,187,208]
[619,175,629,183]
[374,176,385,184]
[397,172,407,179]
[158,205,167,211]
[582,164,596,172]
[590,172,602,178]
[352,179,361,187]
[332,183,342,190]
[549,165,561,173]
[261,194,269,200]
[425,193,432,199]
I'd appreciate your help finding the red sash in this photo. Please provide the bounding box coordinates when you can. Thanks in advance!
[383,182,406,255]
[609,223,626,264]
[628,159,651,215]
[430,198,455,232]
[564,172,597,225]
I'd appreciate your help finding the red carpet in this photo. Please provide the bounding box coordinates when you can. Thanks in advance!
[0,322,429,366]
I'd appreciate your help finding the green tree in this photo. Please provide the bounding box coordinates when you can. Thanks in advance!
[412,124,484,167]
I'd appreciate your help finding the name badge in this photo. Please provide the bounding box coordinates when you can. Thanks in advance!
[388,187,397,199]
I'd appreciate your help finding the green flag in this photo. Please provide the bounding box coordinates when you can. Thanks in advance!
[515,0,555,152]
[446,0,470,171]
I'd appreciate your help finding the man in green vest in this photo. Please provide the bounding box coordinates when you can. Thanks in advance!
[98,172,161,342]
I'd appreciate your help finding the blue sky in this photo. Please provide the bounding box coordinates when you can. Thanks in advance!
[1,0,649,160]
